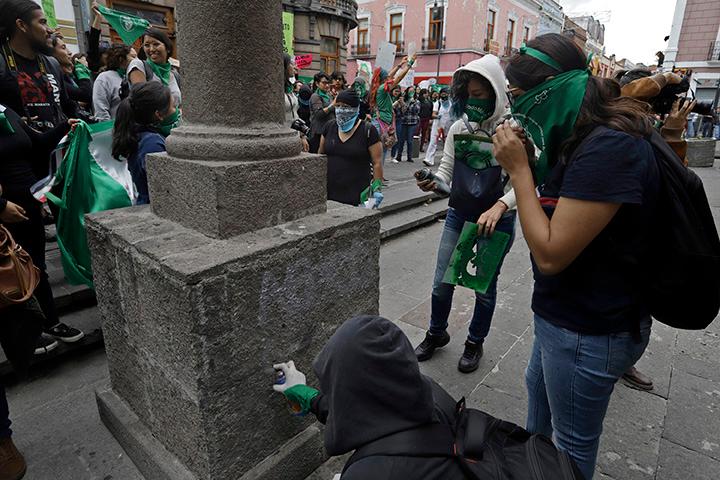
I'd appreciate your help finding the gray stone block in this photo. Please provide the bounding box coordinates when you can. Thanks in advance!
[146,153,328,239]
[687,139,716,167]
[656,439,720,480]
[87,203,380,479]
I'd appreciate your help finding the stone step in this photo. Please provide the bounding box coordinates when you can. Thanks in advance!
[380,196,449,240]
[0,305,104,379]
[46,242,96,314]
[378,180,441,214]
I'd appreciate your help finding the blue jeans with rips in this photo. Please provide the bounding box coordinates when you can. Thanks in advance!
[526,314,651,480]
[428,207,516,343]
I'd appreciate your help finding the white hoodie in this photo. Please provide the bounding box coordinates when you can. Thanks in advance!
[435,55,516,210]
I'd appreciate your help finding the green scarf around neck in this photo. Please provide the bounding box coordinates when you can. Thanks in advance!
[147,59,172,86]
[316,88,331,104]
[511,69,589,184]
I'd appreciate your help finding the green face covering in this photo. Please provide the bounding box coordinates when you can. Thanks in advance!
[316,88,331,104]
[465,98,495,124]
[408,91,415,99]
[155,108,181,137]
[0,107,15,135]
[353,82,367,99]
[510,44,589,184]
[147,59,172,86]
[74,62,92,81]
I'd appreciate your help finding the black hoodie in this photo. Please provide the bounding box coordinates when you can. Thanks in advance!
[310,316,467,479]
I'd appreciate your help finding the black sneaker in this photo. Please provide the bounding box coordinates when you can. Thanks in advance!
[34,335,59,355]
[407,158,414,163]
[414,331,451,362]
[458,340,483,373]
[44,323,85,343]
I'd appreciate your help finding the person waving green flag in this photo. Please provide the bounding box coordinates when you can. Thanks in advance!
[98,5,150,46]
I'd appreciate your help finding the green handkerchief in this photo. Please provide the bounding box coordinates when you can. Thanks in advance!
[453,134,498,170]
[443,222,510,294]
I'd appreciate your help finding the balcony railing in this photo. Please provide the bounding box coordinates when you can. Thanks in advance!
[421,36,446,51]
[709,41,720,61]
[351,44,371,56]
[392,40,405,55]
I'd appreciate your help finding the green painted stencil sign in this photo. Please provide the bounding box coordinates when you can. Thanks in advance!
[283,12,294,55]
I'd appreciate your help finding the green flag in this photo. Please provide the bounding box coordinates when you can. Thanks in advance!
[41,0,58,29]
[98,5,150,46]
[283,12,294,55]
[442,222,510,294]
[46,121,137,288]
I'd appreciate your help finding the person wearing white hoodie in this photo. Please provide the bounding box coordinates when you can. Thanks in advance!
[413,55,519,373]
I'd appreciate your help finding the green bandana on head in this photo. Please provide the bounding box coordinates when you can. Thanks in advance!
[147,59,172,86]
[465,98,495,124]
[511,45,589,184]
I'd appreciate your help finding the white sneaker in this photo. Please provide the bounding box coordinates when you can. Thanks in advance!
[423,159,434,166]
[391,158,400,164]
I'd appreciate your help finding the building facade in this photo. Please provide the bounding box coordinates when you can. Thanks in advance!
[33,0,89,53]
[664,0,720,103]
[570,15,605,57]
[537,0,564,36]
[346,0,542,85]
[283,0,359,81]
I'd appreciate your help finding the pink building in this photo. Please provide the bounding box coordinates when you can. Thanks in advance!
[347,0,542,85]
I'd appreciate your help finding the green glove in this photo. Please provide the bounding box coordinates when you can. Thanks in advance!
[284,384,320,416]
[0,109,15,135]
[74,62,92,81]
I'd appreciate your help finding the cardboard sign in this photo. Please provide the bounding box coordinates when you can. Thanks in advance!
[400,69,415,88]
[375,41,397,72]
[282,12,294,55]
[295,54,312,69]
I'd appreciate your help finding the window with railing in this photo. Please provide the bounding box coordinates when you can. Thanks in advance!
[709,41,720,61]
[321,36,339,74]
[356,18,370,55]
[523,26,531,44]
[487,9,496,46]
[428,5,444,50]
[505,19,515,56]
[389,13,403,48]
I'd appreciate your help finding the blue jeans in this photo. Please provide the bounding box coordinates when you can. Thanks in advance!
[395,123,416,161]
[429,207,516,343]
[526,315,651,480]
[713,124,720,139]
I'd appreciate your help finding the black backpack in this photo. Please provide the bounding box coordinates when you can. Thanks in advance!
[545,127,720,331]
[639,129,720,329]
[119,60,181,99]
[342,398,584,480]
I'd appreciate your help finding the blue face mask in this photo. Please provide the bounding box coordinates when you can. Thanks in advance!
[336,106,360,132]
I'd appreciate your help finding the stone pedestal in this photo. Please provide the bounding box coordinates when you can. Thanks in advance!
[687,139,716,168]
[89,1,381,478]
[89,204,379,480]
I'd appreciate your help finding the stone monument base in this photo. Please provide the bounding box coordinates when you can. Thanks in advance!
[687,138,716,167]
[88,203,380,480]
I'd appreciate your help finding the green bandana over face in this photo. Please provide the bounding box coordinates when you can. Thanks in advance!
[156,108,181,137]
[353,82,367,99]
[316,88,331,104]
[465,98,495,124]
[408,91,415,99]
[74,62,92,81]
[147,59,172,86]
[0,107,14,134]
[511,69,589,184]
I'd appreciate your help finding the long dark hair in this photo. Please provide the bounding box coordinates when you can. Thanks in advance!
[112,82,171,159]
[138,28,173,62]
[311,72,330,92]
[283,53,293,92]
[451,70,494,119]
[505,34,652,159]
[105,45,131,71]
[0,0,41,41]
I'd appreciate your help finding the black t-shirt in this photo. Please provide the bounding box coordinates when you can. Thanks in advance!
[322,120,380,206]
[419,99,434,119]
[532,128,660,334]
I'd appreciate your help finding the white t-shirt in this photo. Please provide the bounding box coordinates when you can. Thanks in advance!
[128,58,182,107]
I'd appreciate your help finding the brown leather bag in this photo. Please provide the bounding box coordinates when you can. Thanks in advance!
[0,225,40,309]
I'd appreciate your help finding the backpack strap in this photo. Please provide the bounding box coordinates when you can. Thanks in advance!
[341,423,456,475]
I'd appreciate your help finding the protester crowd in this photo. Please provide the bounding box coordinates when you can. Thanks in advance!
[1,0,719,479]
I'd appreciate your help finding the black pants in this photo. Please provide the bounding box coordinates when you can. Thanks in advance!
[4,204,59,329]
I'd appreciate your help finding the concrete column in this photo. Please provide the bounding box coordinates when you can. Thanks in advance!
[152,0,322,239]
[89,1,382,479]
